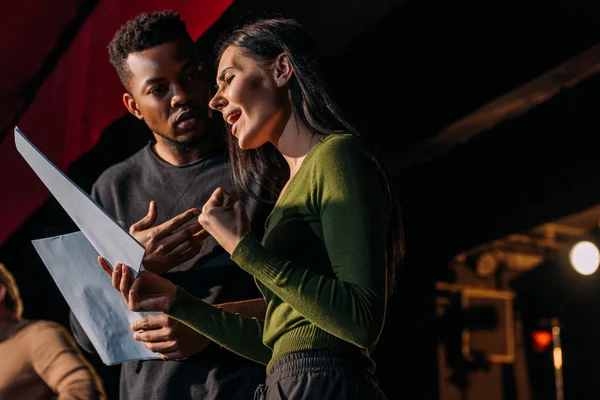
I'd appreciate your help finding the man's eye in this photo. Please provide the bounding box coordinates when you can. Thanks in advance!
[189,70,202,80]
[150,86,166,95]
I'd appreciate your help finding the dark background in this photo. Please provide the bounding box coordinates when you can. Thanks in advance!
[3,0,600,398]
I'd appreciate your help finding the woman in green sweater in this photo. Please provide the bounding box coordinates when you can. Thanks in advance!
[103,17,403,399]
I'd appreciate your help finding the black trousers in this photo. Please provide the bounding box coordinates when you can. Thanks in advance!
[254,350,387,400]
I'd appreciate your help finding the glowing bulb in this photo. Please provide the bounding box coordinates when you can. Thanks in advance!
[569,241,600,275]
[553,347,563,370]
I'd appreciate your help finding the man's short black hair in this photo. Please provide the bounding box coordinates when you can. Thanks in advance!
[108,10,193,89]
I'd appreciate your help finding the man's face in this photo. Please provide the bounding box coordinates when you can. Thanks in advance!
[124,38,211,148]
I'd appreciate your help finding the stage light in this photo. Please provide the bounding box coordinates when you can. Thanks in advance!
[568,240,600,275]
[531,330,552,353]
[553,328,563,370]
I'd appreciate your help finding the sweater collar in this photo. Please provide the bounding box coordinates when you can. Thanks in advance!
[145,141,224,169]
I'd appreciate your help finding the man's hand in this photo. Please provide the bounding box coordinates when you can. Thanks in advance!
[131,314,211,360]
[130,298,266,360]
[130,201,210,274]
[99,258,177,312]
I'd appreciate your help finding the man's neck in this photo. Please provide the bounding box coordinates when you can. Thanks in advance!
[152,135,219,166]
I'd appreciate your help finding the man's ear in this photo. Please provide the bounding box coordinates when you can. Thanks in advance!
[123,93,143,120]
[272,53,294,88]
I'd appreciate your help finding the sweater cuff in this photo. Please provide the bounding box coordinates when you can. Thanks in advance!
[230,231,282,283]
[166,287,216,328]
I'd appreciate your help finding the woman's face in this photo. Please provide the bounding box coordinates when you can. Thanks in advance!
[209,46,289,150]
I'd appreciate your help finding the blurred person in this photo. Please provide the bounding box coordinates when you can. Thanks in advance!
[0,262,105,400]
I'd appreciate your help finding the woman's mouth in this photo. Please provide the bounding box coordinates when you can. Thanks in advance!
[226,112,241,136]
[226,112,241,125]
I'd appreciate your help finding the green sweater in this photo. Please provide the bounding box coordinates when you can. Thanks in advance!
[167,134,390,372]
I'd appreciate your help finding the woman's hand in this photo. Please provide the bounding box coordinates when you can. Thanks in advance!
[98,257,177,312]
[198,187,250,254]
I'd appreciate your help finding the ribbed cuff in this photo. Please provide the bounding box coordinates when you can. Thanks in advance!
[166,287,217,331]
[231,231,285,283]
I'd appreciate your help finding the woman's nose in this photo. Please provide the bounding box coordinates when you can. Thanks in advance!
[209,91,226,112]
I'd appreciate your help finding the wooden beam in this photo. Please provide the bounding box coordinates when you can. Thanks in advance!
[393,42,600,172]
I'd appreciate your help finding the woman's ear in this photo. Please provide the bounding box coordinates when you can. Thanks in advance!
[272,53,293,87]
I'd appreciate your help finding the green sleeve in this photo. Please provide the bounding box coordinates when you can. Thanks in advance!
[232,137,389,350]
[166,288,271,365]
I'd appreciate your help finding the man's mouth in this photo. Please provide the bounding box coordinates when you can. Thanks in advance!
[174,110,202,129]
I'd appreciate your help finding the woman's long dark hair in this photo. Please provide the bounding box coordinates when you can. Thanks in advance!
[214,17,404,296]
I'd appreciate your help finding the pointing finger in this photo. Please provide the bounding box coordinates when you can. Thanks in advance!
[130,201,158,232]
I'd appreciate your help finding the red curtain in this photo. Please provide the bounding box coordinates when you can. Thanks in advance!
[0,0,233,244]
[0,0,88,141]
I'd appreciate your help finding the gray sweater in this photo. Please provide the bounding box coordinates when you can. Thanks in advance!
[70,143,271,400]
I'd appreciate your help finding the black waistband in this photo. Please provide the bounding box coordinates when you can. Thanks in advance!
[265,349,375,386]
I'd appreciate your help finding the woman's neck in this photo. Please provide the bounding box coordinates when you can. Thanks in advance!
[273,116,323,177]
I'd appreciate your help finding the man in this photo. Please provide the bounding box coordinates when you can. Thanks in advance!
[0,263,106,400]
[69,11,270,399]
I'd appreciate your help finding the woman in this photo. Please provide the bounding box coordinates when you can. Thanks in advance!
[104,17,403,399]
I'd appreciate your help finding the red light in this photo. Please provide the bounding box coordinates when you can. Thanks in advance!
[531,330,553,352]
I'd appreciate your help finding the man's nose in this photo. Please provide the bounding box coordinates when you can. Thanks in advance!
[171,84,191,108]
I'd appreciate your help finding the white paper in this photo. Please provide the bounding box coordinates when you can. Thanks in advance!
[32,231,161,365]
[15,126,145,273]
